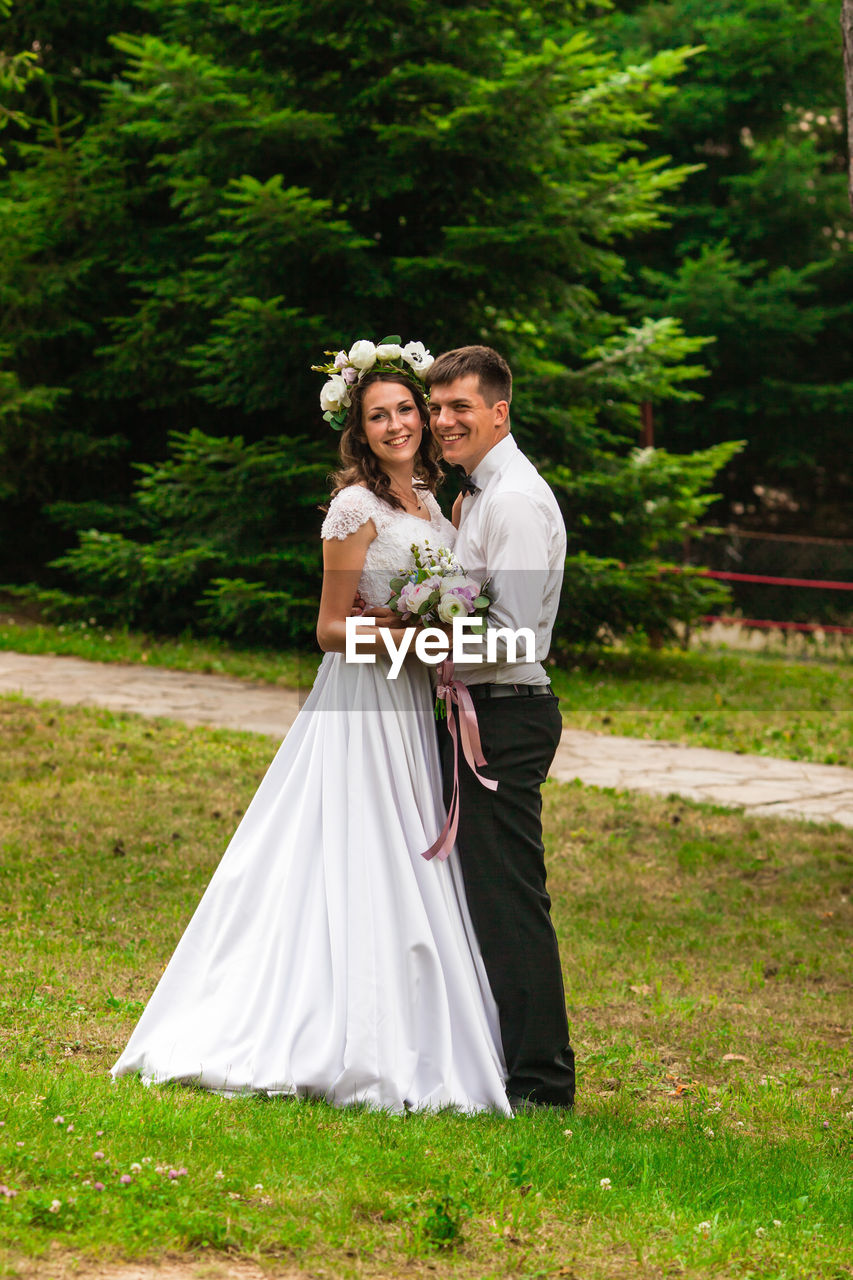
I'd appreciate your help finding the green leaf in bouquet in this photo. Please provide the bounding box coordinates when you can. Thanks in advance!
[389,577,406,592]
[474,596,490,609]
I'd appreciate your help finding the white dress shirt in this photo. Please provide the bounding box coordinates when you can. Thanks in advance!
[451,434,566,686]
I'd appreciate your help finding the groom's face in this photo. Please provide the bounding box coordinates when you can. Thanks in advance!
[429,374,509,474]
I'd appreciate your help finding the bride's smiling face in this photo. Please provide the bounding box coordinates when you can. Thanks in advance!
[361,380,424,468]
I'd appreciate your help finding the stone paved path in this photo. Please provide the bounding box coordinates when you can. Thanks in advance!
[2,649,852,828]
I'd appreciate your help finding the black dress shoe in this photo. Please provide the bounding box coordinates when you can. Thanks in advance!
[507,1092,574,1115]
[507,1093,538,1114]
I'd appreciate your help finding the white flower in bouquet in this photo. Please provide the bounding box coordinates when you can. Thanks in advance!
[348,339,377,370]
[437,594,471,623]
[441,587,476,614]
[440,574,479,596]
[399,581,438,615]
[402,341,434,375]
[320,375,350,414]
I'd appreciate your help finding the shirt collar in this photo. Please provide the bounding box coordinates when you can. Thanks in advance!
[470,433,517,490]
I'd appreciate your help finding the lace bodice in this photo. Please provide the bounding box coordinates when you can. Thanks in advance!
[321,485,456,608]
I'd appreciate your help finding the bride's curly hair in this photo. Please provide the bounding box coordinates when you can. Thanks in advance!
[329,369,443,511]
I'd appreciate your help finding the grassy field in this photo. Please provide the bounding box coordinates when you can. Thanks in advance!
[1,612,852,765]
[1,696,851,1278]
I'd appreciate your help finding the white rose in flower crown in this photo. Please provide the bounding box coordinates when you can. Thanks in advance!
[376,343,402,361]
[348,340,377,370]
[320,374,351,413]
[402,341,434,375]
[437,594,470,623]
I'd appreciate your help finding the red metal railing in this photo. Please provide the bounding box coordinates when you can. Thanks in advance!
[688,529,853,635]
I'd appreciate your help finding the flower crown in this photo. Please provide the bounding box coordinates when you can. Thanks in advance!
[312,336,434,430]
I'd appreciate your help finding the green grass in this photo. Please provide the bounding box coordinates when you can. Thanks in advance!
[1,696,851,1278]
[2,610,852,765]
[0,613,317,689]
[549,645,853,765]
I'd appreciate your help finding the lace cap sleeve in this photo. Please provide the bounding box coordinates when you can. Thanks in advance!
[321,486,391,541]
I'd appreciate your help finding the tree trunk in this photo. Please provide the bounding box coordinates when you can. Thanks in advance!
[844,0,853,209]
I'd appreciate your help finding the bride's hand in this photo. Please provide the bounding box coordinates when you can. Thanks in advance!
[362,605,406,628]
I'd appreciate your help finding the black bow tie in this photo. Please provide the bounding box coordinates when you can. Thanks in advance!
[457,470,480,497]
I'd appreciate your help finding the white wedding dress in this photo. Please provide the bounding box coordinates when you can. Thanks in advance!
[111,485,510,1115]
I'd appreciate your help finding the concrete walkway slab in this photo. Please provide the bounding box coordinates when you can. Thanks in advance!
[549,730,853,825]
[2,649,852,828]
[0,649,303,737]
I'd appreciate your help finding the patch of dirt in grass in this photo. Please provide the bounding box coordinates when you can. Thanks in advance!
[8,1256,310,1280]
[7,1252,578,1280]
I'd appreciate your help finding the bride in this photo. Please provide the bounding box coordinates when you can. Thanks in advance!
[111,341,511,1115]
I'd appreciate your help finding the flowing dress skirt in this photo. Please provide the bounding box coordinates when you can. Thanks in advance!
[111,652,510,1115]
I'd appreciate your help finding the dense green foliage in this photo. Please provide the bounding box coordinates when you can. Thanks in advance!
[49,430,330,641]
[596,0,853,532]
[16,0,848,644]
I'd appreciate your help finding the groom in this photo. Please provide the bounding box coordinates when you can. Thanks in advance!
[425,345,575,1112]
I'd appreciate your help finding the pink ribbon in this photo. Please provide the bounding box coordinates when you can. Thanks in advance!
[422,660,498,862]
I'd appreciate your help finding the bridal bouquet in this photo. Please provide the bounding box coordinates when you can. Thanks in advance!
[388,541,491,631]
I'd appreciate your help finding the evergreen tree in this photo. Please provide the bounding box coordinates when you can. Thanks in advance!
[0,0,69,566]
[596,0,853,533]
[1,0,739,644]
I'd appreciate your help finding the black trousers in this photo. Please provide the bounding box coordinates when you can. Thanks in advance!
[437,691,575,1106]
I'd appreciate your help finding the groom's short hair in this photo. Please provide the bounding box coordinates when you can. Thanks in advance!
[425,345,512,408]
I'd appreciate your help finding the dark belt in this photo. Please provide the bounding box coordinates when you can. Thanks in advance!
[465,683,553,700]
